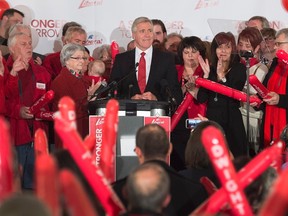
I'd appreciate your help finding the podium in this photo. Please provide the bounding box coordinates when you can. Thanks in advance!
[88,99,171,180]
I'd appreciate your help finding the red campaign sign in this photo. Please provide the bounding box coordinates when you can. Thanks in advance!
[89,116,105,166]
[144,116,171,139]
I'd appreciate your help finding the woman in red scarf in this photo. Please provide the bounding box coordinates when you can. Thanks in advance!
[262,28,288,148]
[176,36,207,119]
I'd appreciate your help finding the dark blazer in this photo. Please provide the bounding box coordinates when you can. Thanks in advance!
[112,160,208,216]
[109,48,183,104]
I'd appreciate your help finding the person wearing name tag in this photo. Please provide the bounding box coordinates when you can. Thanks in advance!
[5,32,51,190]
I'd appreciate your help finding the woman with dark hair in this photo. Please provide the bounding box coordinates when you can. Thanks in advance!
[197,32,247,157]
[176,36,207,119]
[179,120,231,186]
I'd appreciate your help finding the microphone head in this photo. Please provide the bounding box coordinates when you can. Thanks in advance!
[101,80,108,87]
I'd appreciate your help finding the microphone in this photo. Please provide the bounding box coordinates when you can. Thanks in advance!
[160,79,177,105]
[128,84,133,99]
[89,80,119,101]
[239,50,254,59]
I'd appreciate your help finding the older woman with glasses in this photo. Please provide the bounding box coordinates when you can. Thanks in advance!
[51,43,100,148]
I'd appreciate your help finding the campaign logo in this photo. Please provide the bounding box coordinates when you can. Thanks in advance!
[85,32,106,47]
[79,0,103,9]
[195,0,219,10]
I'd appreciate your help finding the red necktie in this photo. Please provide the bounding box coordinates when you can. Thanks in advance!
[138,52,146,93]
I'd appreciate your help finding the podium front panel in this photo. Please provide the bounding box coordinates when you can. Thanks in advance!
[89,115,170,181]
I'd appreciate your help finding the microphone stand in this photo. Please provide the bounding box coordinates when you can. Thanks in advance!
[244,56,251,157]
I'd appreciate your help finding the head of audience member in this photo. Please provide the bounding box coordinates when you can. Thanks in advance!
[164,32,183,54]
[237,27,263,60]
[260,28,276,60]
[0,8,24,38]
[247,16,270,30]
[0,194,51,216]
[60,43,86,75]
[82,46,91,74]
[185,120,229,170]
[135,124,171,164]
[8,32,32,63]
[211,32,239,70]
[233,155,278,214]
[151,19,167,43]
[126,39,136,51]
[131,17,154,52]
[126,162,171,214]
[62,26,87,46]
[8,23,31,38]
[275,28,288,54]
[94,44,112,79]
[61,21,82,41]
[88,59,105,77]
[203,40,212,63]
[177,36,206,69]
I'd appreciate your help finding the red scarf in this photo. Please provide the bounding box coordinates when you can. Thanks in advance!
[264,60,288,147]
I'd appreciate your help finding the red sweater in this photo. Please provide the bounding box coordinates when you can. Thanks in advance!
[51,67,91,148]
[5,56,51,145]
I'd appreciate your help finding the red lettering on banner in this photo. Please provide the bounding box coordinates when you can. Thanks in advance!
[79,0,103,9]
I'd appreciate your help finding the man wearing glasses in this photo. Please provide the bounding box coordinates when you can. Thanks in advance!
[259,28,288,150]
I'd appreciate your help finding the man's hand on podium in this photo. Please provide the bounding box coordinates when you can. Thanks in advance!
[131,91,157,100]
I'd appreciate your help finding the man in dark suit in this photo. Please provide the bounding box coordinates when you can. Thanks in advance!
[109,16,182,103]
[109,17,190,171]
[112,124,208,216]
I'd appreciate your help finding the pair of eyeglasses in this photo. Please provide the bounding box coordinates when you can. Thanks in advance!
[275,41,288,47]
[263,37,275,42]
[70,56,88,61]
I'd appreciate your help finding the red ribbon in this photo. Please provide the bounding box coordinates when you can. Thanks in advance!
[35,154,61,216]
[59,170,99,216]
[0,117,13,201]
[193,141,283,215]
[196,77,262,106]
[100,99,119,183]
[200,125,253,216]
[29,90,54,114]
[34,129,49,157]
[276,49,288,65]
[54,96,125,216]
[171,93,193,131]
[249,75,271,99]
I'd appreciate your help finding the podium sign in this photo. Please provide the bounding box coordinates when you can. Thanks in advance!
[89,115,170,180]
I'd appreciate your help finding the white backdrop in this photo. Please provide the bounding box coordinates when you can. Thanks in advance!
[6,0,288,58]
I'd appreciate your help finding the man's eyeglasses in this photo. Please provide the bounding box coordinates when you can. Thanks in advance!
[70,56,88,61]
[275,41,288,47]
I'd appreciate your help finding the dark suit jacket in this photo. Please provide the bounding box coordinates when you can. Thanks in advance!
[109,48,183,104]
[112,160,209,216]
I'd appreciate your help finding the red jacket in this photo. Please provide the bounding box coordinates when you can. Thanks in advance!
[0,58,10,115]
[5,56,51,145]
[42,52,62,80]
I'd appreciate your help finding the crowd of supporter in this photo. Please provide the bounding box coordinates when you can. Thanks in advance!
[1,7,288,215]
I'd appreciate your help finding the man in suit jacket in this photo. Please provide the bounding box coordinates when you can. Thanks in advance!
[109,16,182,104]
[110,16,190,171]
[112,124,208,216]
